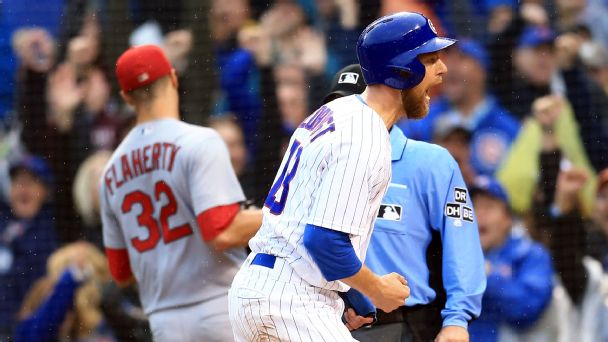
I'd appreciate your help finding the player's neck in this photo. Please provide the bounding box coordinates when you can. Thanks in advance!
[360,86,403,129]
[135,99,180,124]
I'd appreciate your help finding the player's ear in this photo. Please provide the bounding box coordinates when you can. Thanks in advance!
[169,68,179,89]
[120,90,135,107]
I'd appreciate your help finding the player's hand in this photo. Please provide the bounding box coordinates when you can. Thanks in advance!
[343,308,373,331]
[370,272,409,313]
[434,326,469,342]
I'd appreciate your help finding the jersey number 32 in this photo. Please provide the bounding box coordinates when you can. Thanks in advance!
[121,181,193,253]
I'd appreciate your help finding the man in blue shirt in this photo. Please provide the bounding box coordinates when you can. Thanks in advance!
[325,65,486,342]
[0,155,57,339]
[398,39,520,177]
[468,176,554,342]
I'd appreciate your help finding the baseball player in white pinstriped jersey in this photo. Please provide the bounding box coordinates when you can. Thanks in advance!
[101,45,262,342]
[228,11,451,341]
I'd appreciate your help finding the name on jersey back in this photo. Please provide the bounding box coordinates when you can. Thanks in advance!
[104,142,181,195]
[299,105,335,142]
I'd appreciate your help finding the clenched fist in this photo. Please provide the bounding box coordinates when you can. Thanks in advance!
[370,272,410,313]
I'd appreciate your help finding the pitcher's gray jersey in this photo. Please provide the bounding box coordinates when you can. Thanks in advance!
[250,95,392,291]
[101,118,246,315]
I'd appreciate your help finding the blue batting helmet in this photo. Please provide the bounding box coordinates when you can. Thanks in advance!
[356,12,456,90]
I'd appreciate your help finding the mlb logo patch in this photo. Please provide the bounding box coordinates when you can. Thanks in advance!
[338,72,359,85]
[138,72,150,83]
[377,204,402,221]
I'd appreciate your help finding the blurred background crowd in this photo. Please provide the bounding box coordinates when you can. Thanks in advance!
[0,0,607,341]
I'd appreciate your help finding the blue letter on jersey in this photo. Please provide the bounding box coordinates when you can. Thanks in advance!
[265,140,303,215]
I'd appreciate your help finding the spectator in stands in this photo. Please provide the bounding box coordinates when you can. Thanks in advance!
[237,23,283,204]
[44,15,123,242]
[497,95,598,215]
[0,0,64,123]
[260,1,327,107]
[207,115,257,200]
[312,0,360,78]
[555,0,608,48]
[12,27,58,158]
[530,150,608,341]
[260,1,326,75]
[0,155,57,339]
[400,39,520,177]
[14,241,116,342]
[468,177,554,342]
[72,150,112,248]
[13,13,120,243]
[47,22,119,151]
[275,64,309,139]
[208,116,247,178]
[579,41,608,95]
[432,122,477,186]
[493,24,557,119]
[489,2,608,171]
[210,0,264,161]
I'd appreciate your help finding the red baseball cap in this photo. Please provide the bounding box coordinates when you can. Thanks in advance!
[115,45,172,92]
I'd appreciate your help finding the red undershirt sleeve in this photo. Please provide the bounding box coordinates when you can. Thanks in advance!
[105,247,133,283]
[196,203,240,241]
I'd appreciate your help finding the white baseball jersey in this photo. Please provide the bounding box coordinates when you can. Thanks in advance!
[101,118,246,315]
[249,94,392,292]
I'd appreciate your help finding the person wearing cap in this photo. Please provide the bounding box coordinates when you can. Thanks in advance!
[325,65,486,342]
[488,13,608,171]
[528,153,608,340]
[468,177,554,342]
[399,38,520,178]
[101,45,262,342]
[0,155,58,339]
[431,119,477,186]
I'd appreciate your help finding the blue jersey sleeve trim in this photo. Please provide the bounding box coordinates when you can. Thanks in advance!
[303,224,362,281]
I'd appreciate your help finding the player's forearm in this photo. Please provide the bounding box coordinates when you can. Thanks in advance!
[341,265,383,299]
[210,209,262,251]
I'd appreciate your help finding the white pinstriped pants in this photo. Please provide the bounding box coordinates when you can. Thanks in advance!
[229,253,357,342]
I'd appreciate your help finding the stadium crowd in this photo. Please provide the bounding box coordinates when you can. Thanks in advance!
[0,0,607,341]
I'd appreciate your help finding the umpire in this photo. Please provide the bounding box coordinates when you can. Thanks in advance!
[325,65,486,342]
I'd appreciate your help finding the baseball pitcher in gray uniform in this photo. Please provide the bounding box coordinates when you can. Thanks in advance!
[100,45,262,342]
